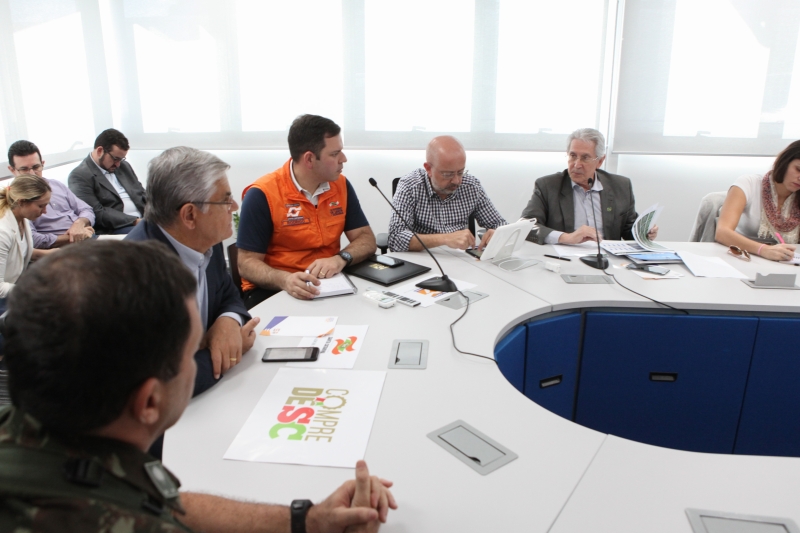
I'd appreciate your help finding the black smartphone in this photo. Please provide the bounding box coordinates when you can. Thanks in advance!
[466,248,483,259]
[626,264,670,275]
[262,347,320,362]
[375,255,405,267]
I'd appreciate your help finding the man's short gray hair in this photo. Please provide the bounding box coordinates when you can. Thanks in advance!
[145,146,230,227]
[567,128,606,158]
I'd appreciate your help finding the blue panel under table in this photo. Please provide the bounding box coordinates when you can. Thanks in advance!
[525,314,582,420]
[735,318,800,457]
[494,325,526,392]
[576,312,757,454]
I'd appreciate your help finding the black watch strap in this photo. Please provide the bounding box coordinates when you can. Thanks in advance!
[291,499,313,533]
[338,251,353,266]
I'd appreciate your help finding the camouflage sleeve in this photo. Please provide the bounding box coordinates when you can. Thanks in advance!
[0,497,196,533]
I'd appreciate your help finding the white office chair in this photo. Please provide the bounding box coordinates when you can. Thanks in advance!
[688,191,727,242]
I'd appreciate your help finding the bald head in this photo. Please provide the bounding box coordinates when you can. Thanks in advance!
[423,136,467,198]
[425,136,465,167]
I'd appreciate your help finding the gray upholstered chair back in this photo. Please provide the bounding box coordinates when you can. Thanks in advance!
[689,191,728,242]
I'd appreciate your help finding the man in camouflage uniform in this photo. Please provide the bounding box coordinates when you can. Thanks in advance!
[0,241,396,532]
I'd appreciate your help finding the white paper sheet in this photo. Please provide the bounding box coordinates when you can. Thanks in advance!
[550,242,599,257]
[286,325,369,369]
[224,368,386,468]
[260,316,338,337]
[677,251,748,279]
[780,252,800,265]
[390,278,477,307]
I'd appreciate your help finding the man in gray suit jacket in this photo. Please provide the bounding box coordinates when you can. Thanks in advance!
[521,128,657,245]
[68,128,146,235]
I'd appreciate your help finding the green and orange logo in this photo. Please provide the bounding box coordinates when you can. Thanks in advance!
[268,388,349,443]
[332,336,358,354]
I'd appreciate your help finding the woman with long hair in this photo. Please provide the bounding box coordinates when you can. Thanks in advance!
[716,140,800,262]
[0,174,53,307]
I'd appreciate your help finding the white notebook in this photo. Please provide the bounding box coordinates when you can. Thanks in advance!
[313,273,357,298]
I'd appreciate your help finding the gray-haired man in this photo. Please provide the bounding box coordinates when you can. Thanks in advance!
[127,147,259,398]
[521,128,657,244]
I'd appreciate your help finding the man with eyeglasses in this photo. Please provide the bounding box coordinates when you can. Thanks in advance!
[69,128,147,235]
[387,135,506,252]
[6,140,95,248]
[521,128,657,245]
[126,148,258,424]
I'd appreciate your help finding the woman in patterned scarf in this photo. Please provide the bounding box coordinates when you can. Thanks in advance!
[716,141,800,262]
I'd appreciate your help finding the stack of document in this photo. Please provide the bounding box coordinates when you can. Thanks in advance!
[600,241,647,255]
[626,252,683,265]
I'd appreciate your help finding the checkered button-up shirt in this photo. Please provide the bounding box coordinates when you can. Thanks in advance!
[388,168,507,252]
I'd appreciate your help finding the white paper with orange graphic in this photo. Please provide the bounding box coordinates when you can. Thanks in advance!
[260,315,337,337]
[286,325,369,369]
[390,278,477,307]
[224,368,386,468]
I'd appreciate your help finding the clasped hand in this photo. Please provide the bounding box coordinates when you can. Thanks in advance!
[307,460,397,533]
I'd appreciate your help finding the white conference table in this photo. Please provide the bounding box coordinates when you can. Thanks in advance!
[164,242,800,532]
[449,241,800,313]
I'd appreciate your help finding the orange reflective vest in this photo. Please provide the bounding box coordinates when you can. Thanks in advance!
[240,159,348,292]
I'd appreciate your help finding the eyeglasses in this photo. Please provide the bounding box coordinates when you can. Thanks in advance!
[567,153,601,164]
[438,169,468,180]
[14,164,43,173]
[177,200,236,213]
[105,153,126,163]
[727,245,751,262]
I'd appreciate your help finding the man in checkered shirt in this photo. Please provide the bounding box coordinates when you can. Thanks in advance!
[388,136,507,252]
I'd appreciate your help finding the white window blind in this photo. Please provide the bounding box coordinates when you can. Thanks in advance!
[4,0,799,164]
[613,0,800,155]
[7,0,96,155]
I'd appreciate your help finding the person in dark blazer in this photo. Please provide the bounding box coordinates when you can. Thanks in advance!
[68,128,147,234]
[126,147,258,396]
[521,128,657,245]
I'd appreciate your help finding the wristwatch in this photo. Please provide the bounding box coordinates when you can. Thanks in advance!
[337,251,353,266]
[291,499,313,533]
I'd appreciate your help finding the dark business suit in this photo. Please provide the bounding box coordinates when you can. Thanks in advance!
[521,169,638,244]
[68,155,147,234]
[126,221,251,397]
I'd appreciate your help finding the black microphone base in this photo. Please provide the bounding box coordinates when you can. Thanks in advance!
[416,276,458,293]
[580,254,609,270]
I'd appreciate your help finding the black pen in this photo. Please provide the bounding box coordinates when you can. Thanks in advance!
[544,254,571,262]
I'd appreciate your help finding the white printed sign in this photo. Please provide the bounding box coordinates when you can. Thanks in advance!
[224,368,386,468]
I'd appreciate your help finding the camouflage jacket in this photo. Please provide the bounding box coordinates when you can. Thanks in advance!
[0,406,195,532]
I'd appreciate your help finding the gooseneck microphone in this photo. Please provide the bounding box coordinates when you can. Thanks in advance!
[369,177,458,292]
[579,176,609,270]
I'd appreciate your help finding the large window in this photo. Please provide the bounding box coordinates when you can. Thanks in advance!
[3,0,799,164]
[365,0,475,133]
[237,0,344,132]
[6,0,96,155]
[495,0,606,135]
[614,0,800,155]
